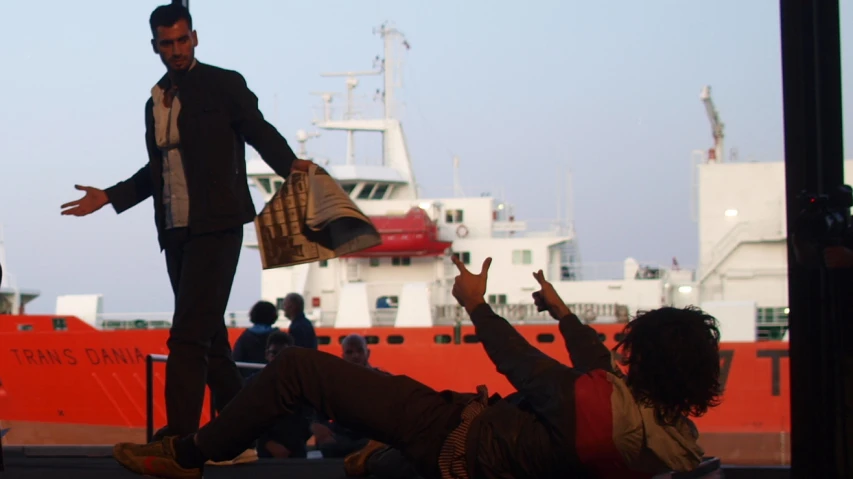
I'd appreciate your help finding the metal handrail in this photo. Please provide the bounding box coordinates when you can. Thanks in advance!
[145,354,265,442]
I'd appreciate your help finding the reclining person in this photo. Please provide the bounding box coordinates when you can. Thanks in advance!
[312,334,389,458]
[113,256,722,479]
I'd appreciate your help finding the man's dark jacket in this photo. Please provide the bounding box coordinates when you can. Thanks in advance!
[105,61,298,249]
[461,304,615,479]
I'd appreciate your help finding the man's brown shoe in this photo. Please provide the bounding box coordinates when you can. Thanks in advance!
[112,436,201,479]
[344,439,388,476]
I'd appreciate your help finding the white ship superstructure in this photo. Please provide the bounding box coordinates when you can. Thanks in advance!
[241,24,694,330]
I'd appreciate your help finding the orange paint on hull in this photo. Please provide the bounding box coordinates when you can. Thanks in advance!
[0,315,789,439]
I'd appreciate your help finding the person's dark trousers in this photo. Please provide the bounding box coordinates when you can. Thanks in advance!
[162,226,245,437]
[196,348,469,479]
[368,446,425,479]
[319,435,369,458]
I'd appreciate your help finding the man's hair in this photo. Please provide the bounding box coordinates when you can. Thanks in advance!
[249,300,278,326]
[267,331,294,349]
[285,293,305,312]
[615,306,722,422]
[149,4,193,38]
[341,334,367,348]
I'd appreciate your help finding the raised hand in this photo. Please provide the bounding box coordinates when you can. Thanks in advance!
[532,269,571,320]
[451,255,492,311]
[61,185,109,217]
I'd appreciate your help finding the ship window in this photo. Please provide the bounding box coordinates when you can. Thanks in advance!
[275,297,286,310]
[358,183,376,199]
[536,333,555,343]
[52,317,67,331]
[392,257,411,266]
[445,209,464,223]
[434,334,452,344]
[487,294,507,305]
[369,258,381,267]
[317,336,332,346]
[17,324,33,332]
[371,184,389,199]
[387,335,404,345]
[452,251,471,265]
[512,249,532,265]
[273,180,284,193]
[258,177,271,194]
[342,183,356,195]
[462,334,480,344]
[597,333,606,342]
[376,296,398,308]
[319,260,328,268]
[614,333,626,342]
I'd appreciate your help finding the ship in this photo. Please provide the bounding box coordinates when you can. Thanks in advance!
[0,22,818,467]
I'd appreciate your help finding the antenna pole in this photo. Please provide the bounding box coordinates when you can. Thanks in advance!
[452,156,465,197]
[375,23,408,121]
[566,170,575,236]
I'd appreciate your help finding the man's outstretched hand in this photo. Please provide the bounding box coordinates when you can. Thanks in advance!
[532,269,571,320]
[61,185,109,217]
[451,255,491,313]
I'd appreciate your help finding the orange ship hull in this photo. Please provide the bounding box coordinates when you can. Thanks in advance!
[0,314,790,465]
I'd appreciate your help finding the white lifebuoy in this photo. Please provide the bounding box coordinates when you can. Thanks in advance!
[456,225,469,238]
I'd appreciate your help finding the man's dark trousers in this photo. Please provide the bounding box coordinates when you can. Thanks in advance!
[195,348,470,479]
[163,226,245,436]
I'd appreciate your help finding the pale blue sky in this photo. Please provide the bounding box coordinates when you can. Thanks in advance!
[1,0,852,314]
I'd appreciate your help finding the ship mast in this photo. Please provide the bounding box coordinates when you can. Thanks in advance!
[452,156,465,197]
[375,23,407,122]
[699,85,725,163]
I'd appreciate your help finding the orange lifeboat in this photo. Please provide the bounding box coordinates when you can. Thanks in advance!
[345,207,452,257]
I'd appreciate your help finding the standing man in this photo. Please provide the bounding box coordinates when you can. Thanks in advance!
[282,293,318,349]
[60,3,312,440]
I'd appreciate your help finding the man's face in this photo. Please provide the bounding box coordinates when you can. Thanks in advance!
[342,341,369,367]
[266,344,286,363]
[283,298,299,320]
[152,19,197,72]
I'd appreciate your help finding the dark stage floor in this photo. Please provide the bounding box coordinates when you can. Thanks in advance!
[0,445,788,479]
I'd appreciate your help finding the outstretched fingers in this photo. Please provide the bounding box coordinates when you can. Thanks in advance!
[532,269,546,285]
[450,254,469,274]
[479,257,492,278]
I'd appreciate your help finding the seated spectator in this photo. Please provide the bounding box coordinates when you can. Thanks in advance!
[250,331,313,459]
[233,301,280,379]
[312,334,388,458]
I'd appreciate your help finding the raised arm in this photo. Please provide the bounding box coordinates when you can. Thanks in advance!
[225,71,300,178]
[468,302,565,392]
[531,270,615,374]
[451,257,567,416]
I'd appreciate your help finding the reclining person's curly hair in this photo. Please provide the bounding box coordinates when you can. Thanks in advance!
[614,306,723,423]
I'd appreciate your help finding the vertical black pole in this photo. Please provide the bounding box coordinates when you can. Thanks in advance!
[146,355,154,443]
[0,262,4,472]
[780,0,847,477]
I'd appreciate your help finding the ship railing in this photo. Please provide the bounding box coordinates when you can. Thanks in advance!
[559,261,688,282]
[144,354,265,442]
